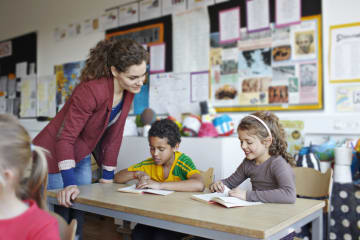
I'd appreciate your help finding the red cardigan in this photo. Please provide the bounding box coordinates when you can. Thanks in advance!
[33,77,134,173]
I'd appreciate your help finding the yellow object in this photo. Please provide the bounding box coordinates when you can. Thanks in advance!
[128,151,200,182]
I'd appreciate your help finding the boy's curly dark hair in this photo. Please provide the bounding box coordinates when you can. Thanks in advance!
[148,119,181,148]
[80,38,149,82]
[237,111,295,166]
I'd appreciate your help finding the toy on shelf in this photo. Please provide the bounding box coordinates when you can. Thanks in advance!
[212,114,234,136]
[167,116,182,131]
[135,108,156,136]
[198,115,218,137]
[182,114,201,137]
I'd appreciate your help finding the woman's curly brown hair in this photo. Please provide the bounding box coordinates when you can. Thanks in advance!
[80,38,149,82]
[237,111,295,166]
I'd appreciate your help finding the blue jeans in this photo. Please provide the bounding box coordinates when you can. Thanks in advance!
[48,155,92,240]
[47,155,92,190]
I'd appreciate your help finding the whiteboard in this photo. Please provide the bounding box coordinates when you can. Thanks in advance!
[149,72,200,120]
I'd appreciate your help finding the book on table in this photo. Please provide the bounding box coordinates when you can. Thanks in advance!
[117,184,174,196]
[191,186,263,208]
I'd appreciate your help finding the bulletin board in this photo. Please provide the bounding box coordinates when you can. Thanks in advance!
[105,15,172,72]
[208,0,323,112]
[0,32,37,76]
[0,32,37,117]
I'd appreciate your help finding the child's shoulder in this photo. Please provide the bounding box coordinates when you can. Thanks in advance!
[23,200,58,226]
[176,151,191,159]
[175,152,196,164]
[269,155,292,168]
[132,158,156,167]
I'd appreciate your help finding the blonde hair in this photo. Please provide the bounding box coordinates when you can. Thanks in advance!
[0,114,49,209]
[237,111,295,166]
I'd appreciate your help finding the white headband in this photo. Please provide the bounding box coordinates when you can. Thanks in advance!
[246,115,272,139]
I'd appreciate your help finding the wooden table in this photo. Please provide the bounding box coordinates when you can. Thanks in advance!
[47,183,324,240]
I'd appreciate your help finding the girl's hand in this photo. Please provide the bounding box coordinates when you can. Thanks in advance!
[229,188,247,200]
[137,179,161,190]
[57,185,80,207]
[99,178,113,183]
[210,181,225,193]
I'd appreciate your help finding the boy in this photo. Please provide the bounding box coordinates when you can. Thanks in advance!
[114,118,204,240]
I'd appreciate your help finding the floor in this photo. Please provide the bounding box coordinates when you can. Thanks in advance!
[83,212,128,240]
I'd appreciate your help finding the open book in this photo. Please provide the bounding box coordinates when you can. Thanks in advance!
[191,186,263,208]
[117,184,174,196]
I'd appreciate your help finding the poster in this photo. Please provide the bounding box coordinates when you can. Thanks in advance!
[329,22,360,83]
[335,85,360,112]
[280,120,304,156]
[55,60,85,111]
[209,15,322,111]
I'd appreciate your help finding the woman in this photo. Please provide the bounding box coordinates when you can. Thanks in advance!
[33,38,148,239]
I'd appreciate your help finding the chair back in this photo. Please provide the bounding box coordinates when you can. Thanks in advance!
[293,167,333,212]
[200,168,214,189]
[49,212,77,240]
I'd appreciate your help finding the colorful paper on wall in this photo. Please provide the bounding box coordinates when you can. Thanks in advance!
[280,120,304,156]
[55,60,85,111]
[335,85,360,112]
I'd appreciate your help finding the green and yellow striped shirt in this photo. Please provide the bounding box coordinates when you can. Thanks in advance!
[128,151,200,182]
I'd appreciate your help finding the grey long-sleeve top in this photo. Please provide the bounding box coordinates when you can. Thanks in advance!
[222,155,296,203]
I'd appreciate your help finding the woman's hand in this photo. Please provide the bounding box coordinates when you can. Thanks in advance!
[57,185,80,207]
[210,181,225,193]
[99,178,114,183]
[229,188,247,200]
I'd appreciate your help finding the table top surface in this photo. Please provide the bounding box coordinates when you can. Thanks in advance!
[47,183,324,239]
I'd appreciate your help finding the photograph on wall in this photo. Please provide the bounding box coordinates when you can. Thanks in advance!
[272,26,291,64]
[299,62,317,103]
[291,19,317,60]
[238,48,272,77]
[0,40,12,58]
[221,48,238,75]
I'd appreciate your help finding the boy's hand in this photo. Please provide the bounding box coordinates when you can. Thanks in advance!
[229,188,247,200]
[210,181,225,193]
[136,179,161,190]
[134,171,150,180]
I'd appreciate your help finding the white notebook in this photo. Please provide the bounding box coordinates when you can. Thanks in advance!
[117,184,174,196]
[191,186,263,208]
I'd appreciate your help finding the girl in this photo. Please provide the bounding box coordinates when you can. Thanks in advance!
[33,38,148,239]
[0,114,60,239]
[210,111,296,204]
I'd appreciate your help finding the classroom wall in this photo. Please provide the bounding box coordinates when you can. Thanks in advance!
[1,0,360,137]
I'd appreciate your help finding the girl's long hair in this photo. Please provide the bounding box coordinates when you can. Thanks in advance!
[237,111,295,166]
[0,114,49,209]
